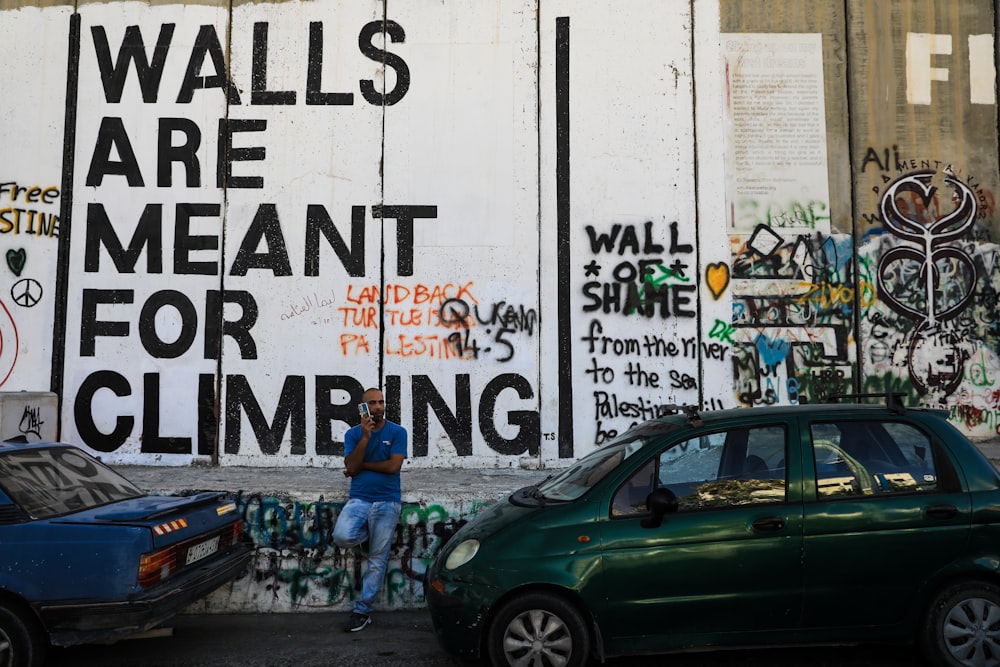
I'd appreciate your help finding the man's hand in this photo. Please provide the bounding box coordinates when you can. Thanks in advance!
[344,417,373,478]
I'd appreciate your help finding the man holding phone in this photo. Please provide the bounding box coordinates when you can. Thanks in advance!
[333,387,408,632]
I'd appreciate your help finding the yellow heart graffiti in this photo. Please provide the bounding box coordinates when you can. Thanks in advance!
[706,263,730,299]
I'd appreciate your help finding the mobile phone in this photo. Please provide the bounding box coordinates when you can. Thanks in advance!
[358,403,370,419]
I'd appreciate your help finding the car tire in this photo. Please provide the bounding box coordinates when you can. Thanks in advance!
[922,580,1000,667]
[486,592,591,667]
[0,604,44,667]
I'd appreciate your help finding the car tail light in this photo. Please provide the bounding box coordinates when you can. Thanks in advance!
[138,519,246,588]
[138,546,178,587]
[230,519,246,544]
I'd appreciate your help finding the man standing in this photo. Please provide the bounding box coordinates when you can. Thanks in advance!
[333,387,407,632]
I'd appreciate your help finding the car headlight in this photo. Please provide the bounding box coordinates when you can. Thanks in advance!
[444,539,479,570]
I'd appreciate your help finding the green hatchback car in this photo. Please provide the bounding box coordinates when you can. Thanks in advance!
[425,395,1000,667]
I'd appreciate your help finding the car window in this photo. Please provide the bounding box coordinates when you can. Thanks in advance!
[612,425,787,516]
[537,434,647,502]
[810,420,938,498]
[0,447,144,518]
[611,457,657,516]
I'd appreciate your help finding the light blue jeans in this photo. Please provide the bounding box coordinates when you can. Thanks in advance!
[332,499,401,615]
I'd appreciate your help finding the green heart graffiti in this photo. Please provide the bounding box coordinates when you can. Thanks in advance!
[5,249,25,277]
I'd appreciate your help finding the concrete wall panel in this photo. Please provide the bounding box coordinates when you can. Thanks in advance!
[61,2,233,462]
[2,0,1000,468]
[0,4,68,405]
[849,0,1000,432]
[540,0,699,462]
[379,0,541,468]
[216,0,384,466]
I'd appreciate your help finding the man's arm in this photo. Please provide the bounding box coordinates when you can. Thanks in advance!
[358,453,404,475]
[343,418,373,477]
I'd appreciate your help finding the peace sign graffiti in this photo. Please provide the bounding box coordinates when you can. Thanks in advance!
[10,279,42,308]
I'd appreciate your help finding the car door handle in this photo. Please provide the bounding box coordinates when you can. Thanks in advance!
[751,516,786,532]
[926,504,959,520]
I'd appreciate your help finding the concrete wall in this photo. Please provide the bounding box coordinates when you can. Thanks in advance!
[2,0,999,469]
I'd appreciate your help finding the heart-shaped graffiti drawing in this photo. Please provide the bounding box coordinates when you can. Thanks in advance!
[706,263,730,300]
[5,249,25,277]
[877,172,978,325]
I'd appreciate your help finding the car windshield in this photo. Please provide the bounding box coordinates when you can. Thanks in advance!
[536,433,648,501]
[0,447,144,518]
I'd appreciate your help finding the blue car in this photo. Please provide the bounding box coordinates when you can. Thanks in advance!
[0,440,253,667]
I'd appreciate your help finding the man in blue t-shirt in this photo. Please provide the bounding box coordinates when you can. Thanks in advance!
[333,387,407,633]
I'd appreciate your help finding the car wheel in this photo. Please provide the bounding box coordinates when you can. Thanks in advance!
[486,592,590,667]
[0,604,44,667]
[922,581,1000,667]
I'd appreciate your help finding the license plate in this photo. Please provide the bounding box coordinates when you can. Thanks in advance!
[186,536,220,565]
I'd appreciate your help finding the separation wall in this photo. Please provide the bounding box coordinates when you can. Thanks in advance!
[1,0,999,468]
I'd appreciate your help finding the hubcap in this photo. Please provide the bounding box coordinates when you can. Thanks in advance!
[502,609,573,667]
[944,597,1000,667]
[0,631,12,667]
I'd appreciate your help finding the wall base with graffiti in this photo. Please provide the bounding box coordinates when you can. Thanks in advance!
[128,466,546,613]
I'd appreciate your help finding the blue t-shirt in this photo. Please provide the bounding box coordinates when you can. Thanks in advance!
[344,420,408,502]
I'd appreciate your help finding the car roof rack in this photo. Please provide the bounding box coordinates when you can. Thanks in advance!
[661,404,703,427]
[825,392,907,415]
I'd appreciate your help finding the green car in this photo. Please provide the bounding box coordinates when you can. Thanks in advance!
[425,395,1000,667]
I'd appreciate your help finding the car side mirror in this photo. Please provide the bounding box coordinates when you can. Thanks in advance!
[641,487,678,528]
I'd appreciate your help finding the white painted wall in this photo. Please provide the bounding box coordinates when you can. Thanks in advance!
[0,5,66,407]
[3,0,1000,468]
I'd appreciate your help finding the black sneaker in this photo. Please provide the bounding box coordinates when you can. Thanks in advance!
[344,612,371,633]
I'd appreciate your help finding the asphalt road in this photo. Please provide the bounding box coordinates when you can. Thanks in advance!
[44,610,932,667]
[45,610,454,667]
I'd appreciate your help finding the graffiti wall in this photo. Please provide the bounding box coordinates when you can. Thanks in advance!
[2,0,999,468]
[193,495,486,613]
[849,0,1000,435]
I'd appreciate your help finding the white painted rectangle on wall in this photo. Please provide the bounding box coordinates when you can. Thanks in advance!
[0,392,57,442]
[380,0,540,468]
[540,1,698,463]
[722,33,831,235]
[0,6,69,397]
[62,3,231,464]
[216,0,385,466]
[692,0,737,413]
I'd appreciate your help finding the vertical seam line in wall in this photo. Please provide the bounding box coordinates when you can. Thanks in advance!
[51,10,82,439]
[378,0,388,388]
[213,0,236,463]
[996,1,1000,170]
[843,0,862,396]
[534,0,542,463]
[688,0,704,410]
[555,15,573,458]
